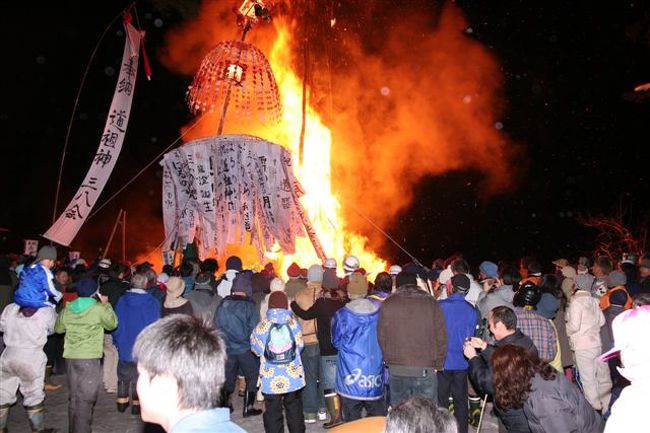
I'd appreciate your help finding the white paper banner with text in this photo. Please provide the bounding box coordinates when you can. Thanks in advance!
[44,22,142,246]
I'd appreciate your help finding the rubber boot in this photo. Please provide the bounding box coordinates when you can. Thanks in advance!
[243,391,263,417]
[0,404,10,433]
[116,380,130,413]
[220,389,233,413]
[448,396,455,416]
[25,402,56,432]
[323,389,343,429]
[468,396,482,428]
[130,382,140,415]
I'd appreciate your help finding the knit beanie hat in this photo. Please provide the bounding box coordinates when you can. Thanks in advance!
[322,268,339,289]
[270,277,285,292]
[451,274,471,294]
[607,271,627,288]
[479,261,498,279]
[166,277,186,298]
[76,278,98,298]
[36,246,57,262]
[347,272,368,298]
[396,271,417,288]
[287,262,302,278]
[307,264,323,283]
[268,291,289,309]
[232,271,253,297]
[225,255,243,272]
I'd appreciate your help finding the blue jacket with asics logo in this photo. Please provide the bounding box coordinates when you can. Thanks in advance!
[332,298,384,400]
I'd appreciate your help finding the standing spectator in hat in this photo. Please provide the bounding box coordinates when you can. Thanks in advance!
[599,305,650,432]
[294,264,326,424]
[132,315,246,433]
[251,291,306,433]
[476,265,518,324]
[216,256,242,298]
[437,274,477,433]
[285,263,307,300]
[332,272,386,423]
[291,268,346,427]
[566,274,612,412]
[162,277,194,317]
[187,271,222,325]
[600,271,632,311]
[0,299,57,432]
[260,277,286,319]
[513,282,558,364]
[13,246,62,309]
[113,272,160,414]
[378,277,447,407]
[55,278,117,433]
[388,265,402,291]
[214,271,263,417]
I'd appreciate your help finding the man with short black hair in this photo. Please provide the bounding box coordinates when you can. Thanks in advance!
[133,315,246,433]
[464,306,537,432]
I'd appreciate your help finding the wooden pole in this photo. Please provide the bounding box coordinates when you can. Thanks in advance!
[299,39,308,165]
[217,27,250,135]
[102,209,123,259]
[122,210,126,262]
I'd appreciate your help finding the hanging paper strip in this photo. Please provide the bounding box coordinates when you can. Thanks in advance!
[161,134,326,261]
[44,23,143,246]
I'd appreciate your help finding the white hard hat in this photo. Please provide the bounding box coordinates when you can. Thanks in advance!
[324,258,337,269]
[388,265,402,276]
[343,255,360,272]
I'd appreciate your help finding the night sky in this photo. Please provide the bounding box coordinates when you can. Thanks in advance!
[2,1,649,271]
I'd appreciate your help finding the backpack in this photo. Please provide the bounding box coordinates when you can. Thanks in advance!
[264,322,297,364]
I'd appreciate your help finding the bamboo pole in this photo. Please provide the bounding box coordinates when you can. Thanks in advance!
[102,209,123,259]
[122,210,126,262]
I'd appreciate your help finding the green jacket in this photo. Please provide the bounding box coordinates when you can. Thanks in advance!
[55,297,118,359]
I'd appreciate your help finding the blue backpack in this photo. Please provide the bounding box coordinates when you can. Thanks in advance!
[264,322,297,364]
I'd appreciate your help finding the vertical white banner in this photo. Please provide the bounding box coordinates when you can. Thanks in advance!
[43,22,143,246]
[24,240,39,256]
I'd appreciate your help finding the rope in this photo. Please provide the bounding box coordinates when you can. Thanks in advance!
[52,4,132,224]
[348,206,424,267]
[86,113,207,221]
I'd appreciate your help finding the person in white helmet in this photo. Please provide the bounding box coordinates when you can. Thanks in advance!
[343,255,360,277]
[388,265,402,291]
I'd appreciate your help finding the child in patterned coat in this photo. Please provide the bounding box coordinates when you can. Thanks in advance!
[251,291,306,433]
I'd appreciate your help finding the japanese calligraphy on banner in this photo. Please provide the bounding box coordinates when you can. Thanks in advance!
[161,134,326,261]
[43,23,142,246]
[24,240,38,256]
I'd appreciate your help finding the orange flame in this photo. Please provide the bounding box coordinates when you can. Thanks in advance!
[158,1,520,278]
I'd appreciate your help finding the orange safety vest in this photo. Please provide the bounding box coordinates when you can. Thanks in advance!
[599,286,633,310]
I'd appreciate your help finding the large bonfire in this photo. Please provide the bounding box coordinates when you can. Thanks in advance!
[157,0,518,275]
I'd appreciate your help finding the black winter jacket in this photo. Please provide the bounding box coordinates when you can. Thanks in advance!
[524,373,604,433]
[468,330,538,433]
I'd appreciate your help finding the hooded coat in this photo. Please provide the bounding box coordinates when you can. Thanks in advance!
[113,289,160,362]
[251,308,305,395]
[331,298,384,400]
[13,263,62,308]
[54,297,117,359]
